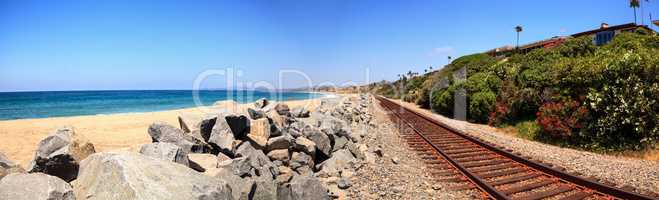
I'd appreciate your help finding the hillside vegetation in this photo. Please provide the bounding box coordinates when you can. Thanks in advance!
[370,31,659,151]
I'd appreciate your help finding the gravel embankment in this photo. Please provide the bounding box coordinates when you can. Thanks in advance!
[393,99,659,197]
[345,96,477,199]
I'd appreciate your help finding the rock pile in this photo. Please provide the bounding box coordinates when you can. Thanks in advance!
[0,94,377,200]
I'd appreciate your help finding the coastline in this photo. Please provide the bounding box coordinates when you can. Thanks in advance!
[0,97,325,167]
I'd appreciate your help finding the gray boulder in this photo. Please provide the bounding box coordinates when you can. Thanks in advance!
[290,107,310,118]
[0,173,74,200]
[208,118,239,156]
[251,175,278,200]
[148,122,209,153]
[289,152,314,170]
[266,149,289,163]
[0,152,16,169]
[74,152,233,200]
[225,115,251,139]
[215,156,277,200]
[331,135,350,152]
[254,98,269,109]
[317,149,356,177]
[235,142,276,179]
[177,114,201,133]
[199,115,218,142]
[265,110,285,131]
[302,125,331,157]
[217,157,254,178]
[212,163,255,200]
[318,115,349,137]
[347,142,367,160]
[274,103,290,116]
[139,142,189,166]
[27,126,95,182]
[266,135,293,152]
[285,176,330,200]
[0,152,25,180]
[247,108,265,120]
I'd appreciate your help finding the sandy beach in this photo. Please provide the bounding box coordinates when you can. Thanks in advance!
[0,98,322,167]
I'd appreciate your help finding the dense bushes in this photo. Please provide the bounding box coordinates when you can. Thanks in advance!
[536,100,589,138]
[376,31,659,151]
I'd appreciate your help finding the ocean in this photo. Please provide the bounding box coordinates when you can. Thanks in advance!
[0,90,323,120]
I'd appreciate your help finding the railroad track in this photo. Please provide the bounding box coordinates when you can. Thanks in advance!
[376,96,657,200]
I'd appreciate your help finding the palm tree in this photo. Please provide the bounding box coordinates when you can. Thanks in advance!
[515,25,523,49]
[631,0,640,24]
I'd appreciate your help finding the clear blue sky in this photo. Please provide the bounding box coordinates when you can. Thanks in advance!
[1,0,657,92]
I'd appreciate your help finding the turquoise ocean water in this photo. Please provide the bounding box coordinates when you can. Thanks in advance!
[0,90,322,120]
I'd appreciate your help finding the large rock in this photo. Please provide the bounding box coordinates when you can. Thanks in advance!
[217,157,254,178]
[215,156,277,200]
[0,152,25,180]
[27,126,95,182]
[274,103,290,116]
[283,176,330,200]
[208,118,239,156]
[0,173,74,200]
[148,122,209,153]
[235,142,277,179]
[266,149,289,162]
[318,115,349,137]
[199,115,218,142]
[212,161,256,199]
[276,166,295,184]
[290,107,310,118]
[139,142,189,166]
[331,135,350,153]
[251,175,278,200]
[289,152,314,170]
[246,118,271,149]
[302,125,331,157]
[74,152,233,200]
[177,114,201,133]
[0,152,16,169]
[266,135,293,152]
[247,108,265,120]
[293,137,316,156]
[188,153,220,173]
[265,110,286,137]
[254,98,269,109]
[225,114,251,139]
[347,143,367,160]
[317,149,356,177]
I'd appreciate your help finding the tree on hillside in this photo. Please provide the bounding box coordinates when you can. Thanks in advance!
[515,25,523,49]
[631,0,640,24]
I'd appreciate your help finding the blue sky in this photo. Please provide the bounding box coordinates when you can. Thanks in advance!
[1,0,657,92]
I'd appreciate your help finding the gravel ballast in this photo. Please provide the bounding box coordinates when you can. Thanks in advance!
[392,99,659,197]
[345,96,477,199]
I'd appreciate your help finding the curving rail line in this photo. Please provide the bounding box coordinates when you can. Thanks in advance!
[376,96,657,200]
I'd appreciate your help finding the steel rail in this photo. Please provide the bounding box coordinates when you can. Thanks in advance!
[376,96,657,200]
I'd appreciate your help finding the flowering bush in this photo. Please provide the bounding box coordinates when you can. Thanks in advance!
[536,100,589,138]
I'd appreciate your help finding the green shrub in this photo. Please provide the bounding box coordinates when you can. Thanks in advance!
[514,120,541,140]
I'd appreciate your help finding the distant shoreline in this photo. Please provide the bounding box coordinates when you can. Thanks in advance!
[0,90,327,121]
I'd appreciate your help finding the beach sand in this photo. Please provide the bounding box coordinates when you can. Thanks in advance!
[0,98,321,167]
